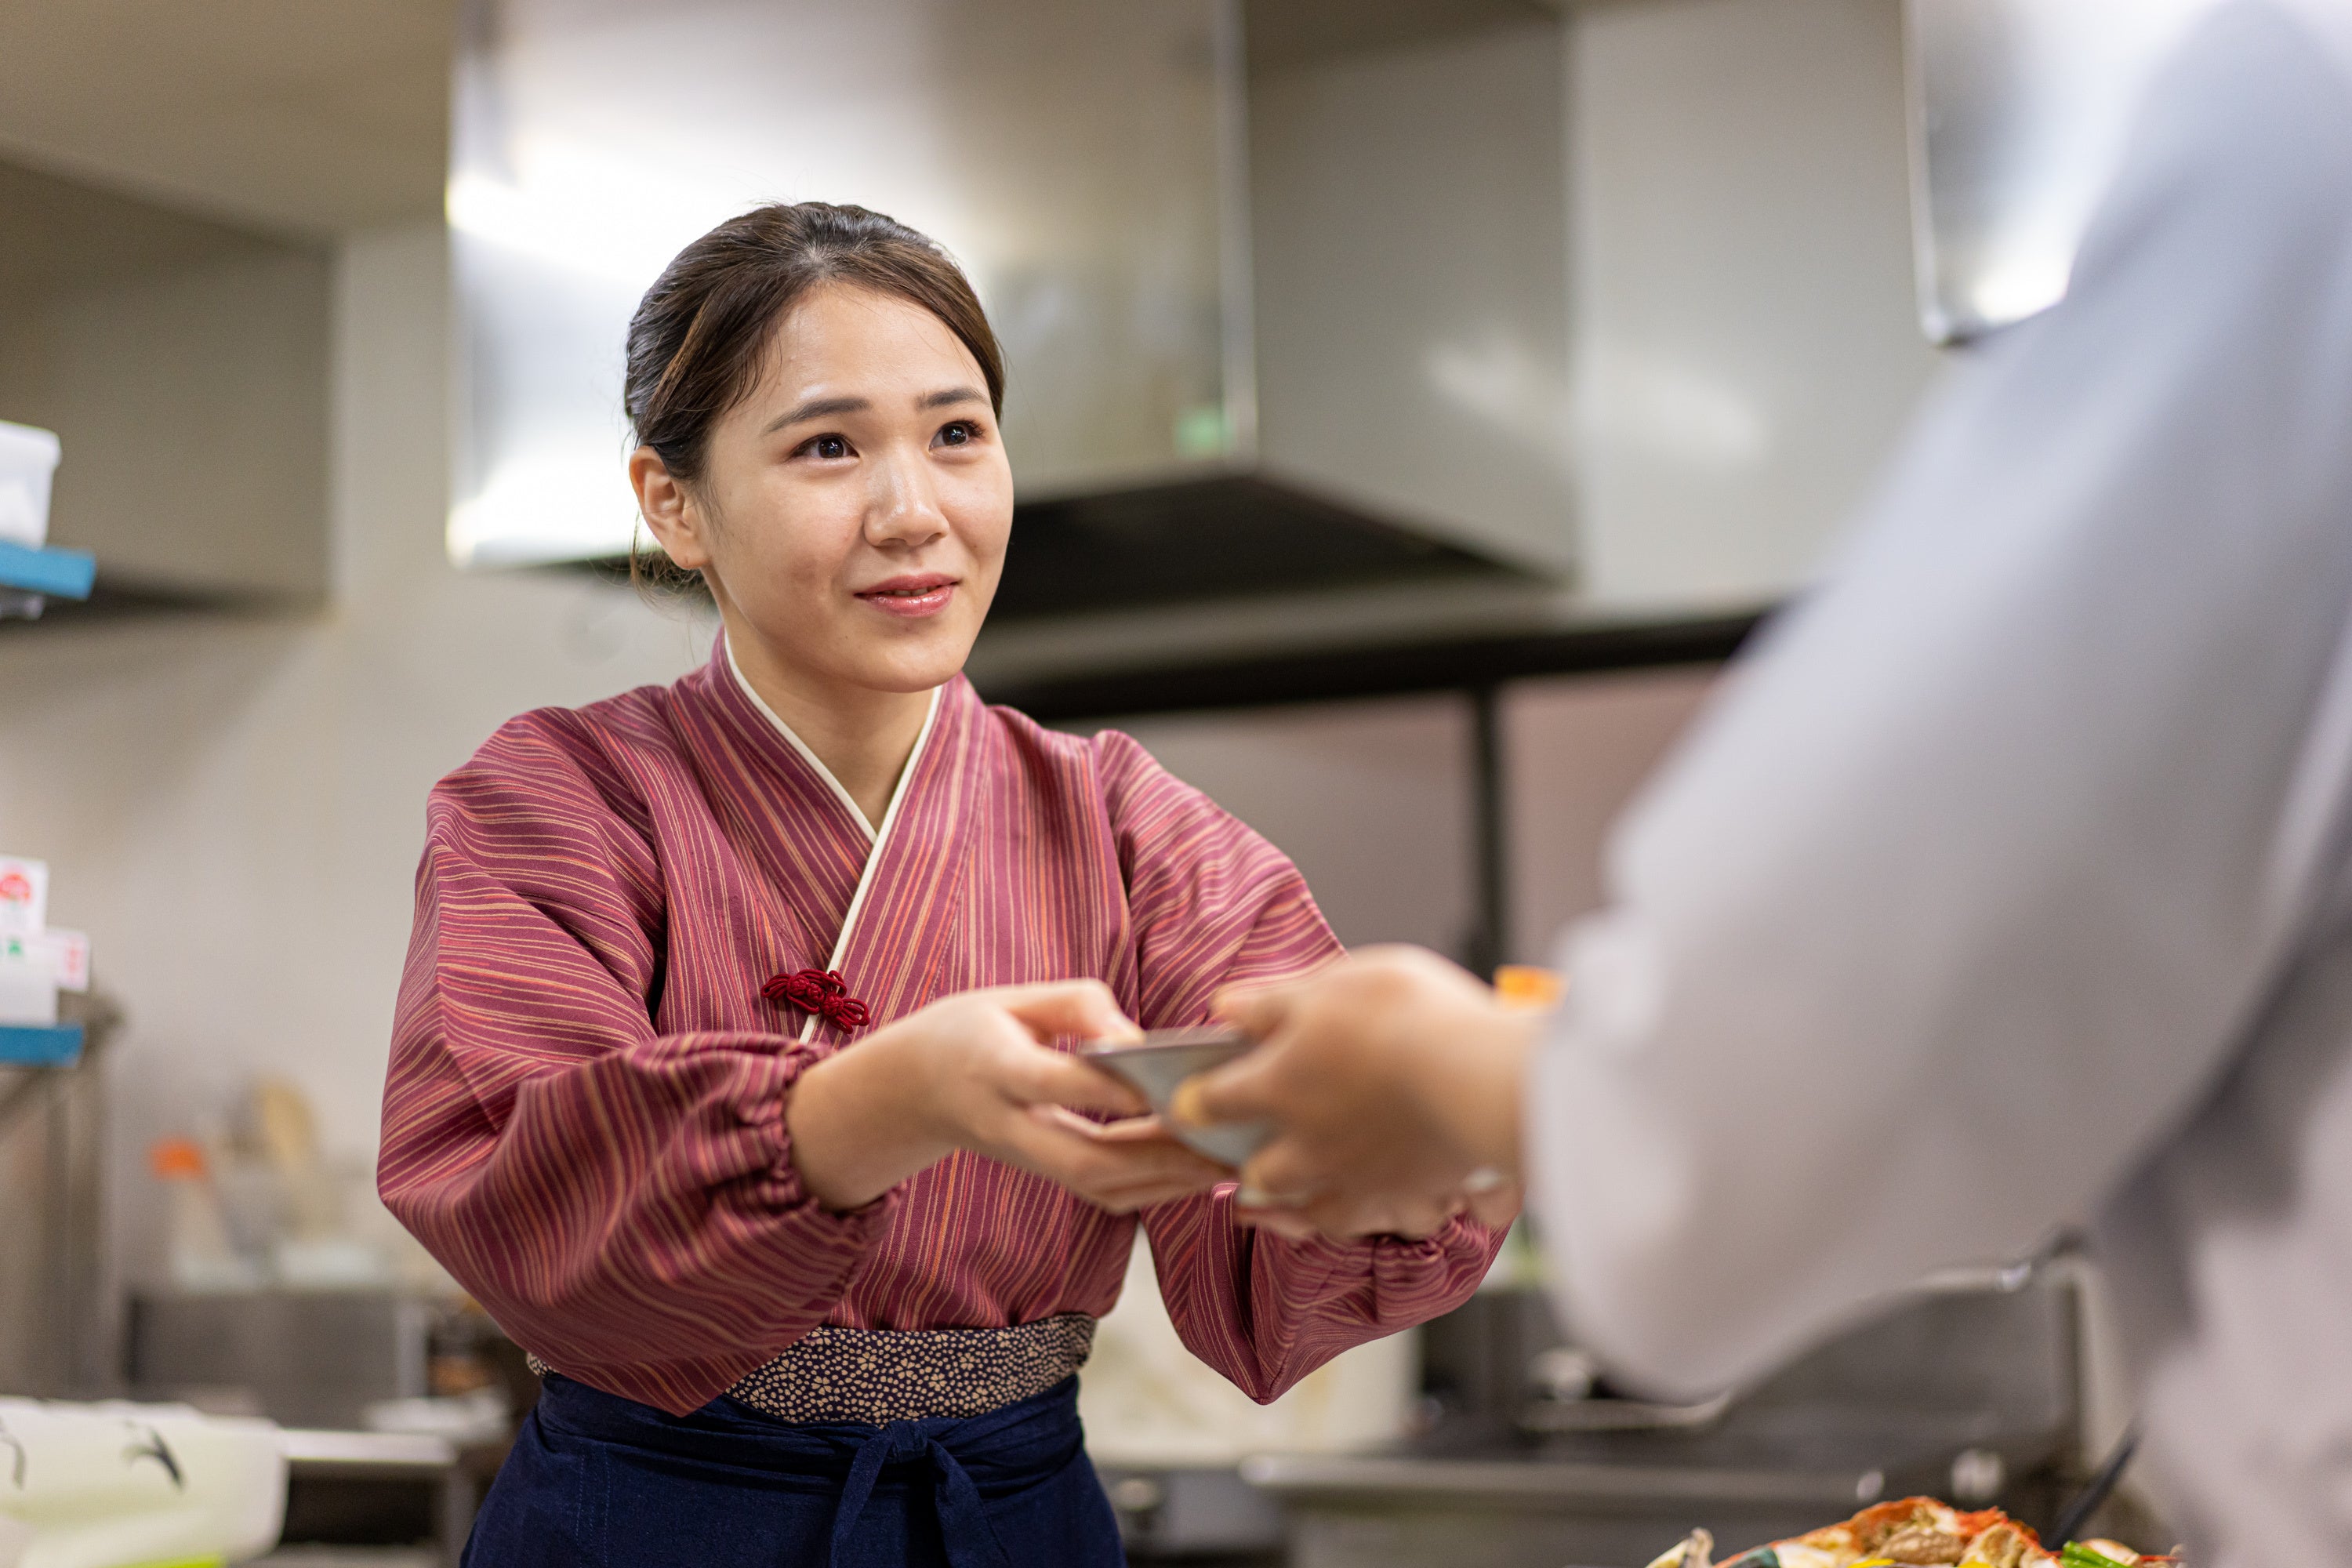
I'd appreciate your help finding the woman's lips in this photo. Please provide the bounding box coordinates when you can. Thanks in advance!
[856,575,958,619]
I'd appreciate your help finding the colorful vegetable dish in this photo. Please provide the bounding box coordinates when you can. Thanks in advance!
[1645,1497,2164,1568]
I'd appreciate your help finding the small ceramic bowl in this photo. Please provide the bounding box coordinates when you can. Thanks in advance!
[1083,1028,1272,1169]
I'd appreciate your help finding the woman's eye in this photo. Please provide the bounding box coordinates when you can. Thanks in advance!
[798,434,851,460]
[936,421,978,448]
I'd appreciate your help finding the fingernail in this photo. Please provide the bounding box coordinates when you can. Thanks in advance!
[1168,1080,1209,1127]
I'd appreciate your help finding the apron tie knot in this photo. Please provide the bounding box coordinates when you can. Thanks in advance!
[829,1420,1011,1568]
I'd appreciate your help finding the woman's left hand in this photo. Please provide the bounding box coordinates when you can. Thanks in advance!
[1171,946,1537,1240]
[1037,1109,1239,1212]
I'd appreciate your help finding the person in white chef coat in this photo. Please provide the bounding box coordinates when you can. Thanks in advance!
[1178,2,2352,1562]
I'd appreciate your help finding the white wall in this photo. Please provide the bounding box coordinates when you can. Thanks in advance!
[0,222,710,1282]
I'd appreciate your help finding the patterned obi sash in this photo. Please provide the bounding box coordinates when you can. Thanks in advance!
[720,1314,1098,1424]
[525,1313,1097,1425]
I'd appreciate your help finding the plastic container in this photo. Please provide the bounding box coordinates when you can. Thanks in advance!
[0,419,62,549]
[0,1398,287,1568]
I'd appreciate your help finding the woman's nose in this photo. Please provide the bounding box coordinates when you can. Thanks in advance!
[866,450,950,548]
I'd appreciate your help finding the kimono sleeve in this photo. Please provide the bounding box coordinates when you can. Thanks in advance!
[378,713,891,1416]
[1093,730,1505,1402]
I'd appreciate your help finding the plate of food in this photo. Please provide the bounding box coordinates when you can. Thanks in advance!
[1646,1497,2167,1568]
[1082,1027,1269,1168]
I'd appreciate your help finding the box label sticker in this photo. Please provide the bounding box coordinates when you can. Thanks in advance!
[0,857,47,936]
[38,928,88,992]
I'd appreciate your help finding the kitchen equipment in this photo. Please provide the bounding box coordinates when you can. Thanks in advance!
[1096,1465,1289,1560]
[0,1399,286,1568]
[2047,1422,2140,1547]
[148,1138,259,1294]
[1083,1029,1269,1167]
[275,1428,474,1567]
[129,1290,434,1432]
[448,0,1570,632]
[1261,1266,2083,1568]
[1081,1229,1417,1559]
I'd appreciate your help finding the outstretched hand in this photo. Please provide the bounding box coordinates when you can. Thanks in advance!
[1171,946,1537,1240]
[788,979,1229,1213]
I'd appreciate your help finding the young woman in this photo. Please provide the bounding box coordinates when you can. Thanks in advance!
[379,202,1505,1566]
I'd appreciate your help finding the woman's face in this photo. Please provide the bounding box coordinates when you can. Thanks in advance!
[635,282,1012,698]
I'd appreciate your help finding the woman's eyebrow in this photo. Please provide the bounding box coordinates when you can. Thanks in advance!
[763,387,982,434]
[764,394,869,434]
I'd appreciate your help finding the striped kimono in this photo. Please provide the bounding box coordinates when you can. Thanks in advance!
[379,639,1501,1423]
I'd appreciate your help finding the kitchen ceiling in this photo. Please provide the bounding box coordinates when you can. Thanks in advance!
[0,0,452,238]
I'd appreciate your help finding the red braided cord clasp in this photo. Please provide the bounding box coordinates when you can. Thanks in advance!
[760,968,870,1029]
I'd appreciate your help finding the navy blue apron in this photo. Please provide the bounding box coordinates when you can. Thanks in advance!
[462,1373,1124,1567]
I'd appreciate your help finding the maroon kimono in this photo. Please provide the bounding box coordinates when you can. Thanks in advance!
[380,641,1501,1415]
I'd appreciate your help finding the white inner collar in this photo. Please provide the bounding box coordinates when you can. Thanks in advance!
[725,640,941,844]
[725,643,944,1041]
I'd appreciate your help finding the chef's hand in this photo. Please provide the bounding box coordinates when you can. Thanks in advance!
[788,979,1229,1213]
[1172,947,1537,1240]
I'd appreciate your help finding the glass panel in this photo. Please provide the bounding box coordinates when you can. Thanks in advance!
[1905,0,2220,344]
[449,0,1234,568]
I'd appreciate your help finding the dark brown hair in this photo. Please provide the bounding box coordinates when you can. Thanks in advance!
[623,202,1005,582]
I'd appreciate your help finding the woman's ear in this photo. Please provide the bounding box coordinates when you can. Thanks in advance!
[630,445,713,569]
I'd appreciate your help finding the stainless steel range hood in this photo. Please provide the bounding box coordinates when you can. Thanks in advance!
[448,0,1576,619]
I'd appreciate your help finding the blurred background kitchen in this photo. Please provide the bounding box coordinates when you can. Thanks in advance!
[0,0,2189,1562]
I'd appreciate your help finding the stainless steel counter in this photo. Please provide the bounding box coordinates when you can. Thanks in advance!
[1239,1427,2051,1568]
[1234,1267,2084,1568]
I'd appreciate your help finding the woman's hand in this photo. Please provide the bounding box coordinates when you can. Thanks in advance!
[786,979,1230,1213]
[1172,946,1537,1240]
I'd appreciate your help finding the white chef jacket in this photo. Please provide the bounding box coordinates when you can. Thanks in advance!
[1526,3,2352,1561]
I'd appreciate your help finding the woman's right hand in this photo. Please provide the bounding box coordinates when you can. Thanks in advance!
[786,980,1232,1214]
